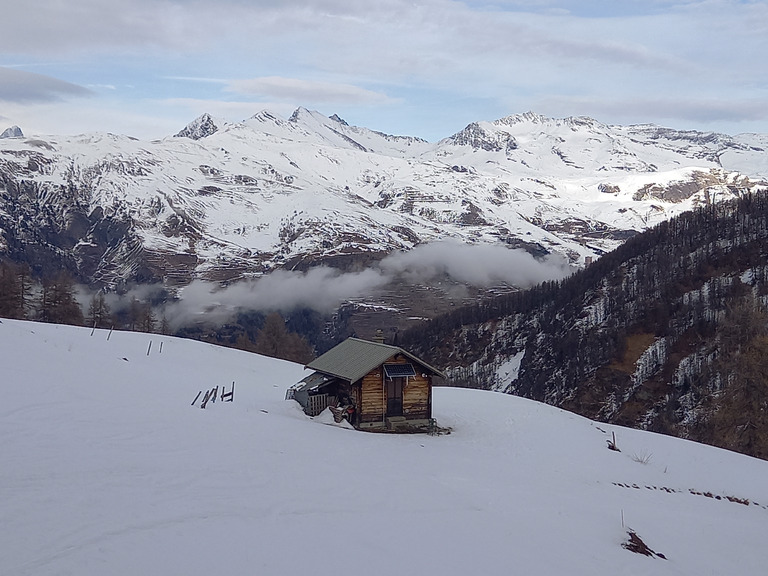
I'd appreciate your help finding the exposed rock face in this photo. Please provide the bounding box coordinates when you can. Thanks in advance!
[0,126,23,139]
[174,113,219,140]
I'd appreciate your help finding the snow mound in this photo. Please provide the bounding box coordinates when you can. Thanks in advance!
[314,406,355,429]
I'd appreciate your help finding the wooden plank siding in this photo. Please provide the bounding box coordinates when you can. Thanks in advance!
[356,355,432,424]
[402,374,430,420]
[359,367,385,424]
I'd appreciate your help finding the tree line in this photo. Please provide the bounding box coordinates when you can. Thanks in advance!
[0,260,313,364]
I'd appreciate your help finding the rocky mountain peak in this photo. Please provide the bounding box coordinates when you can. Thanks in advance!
[495,111,548,127]
[329,114,349,126]
[249,110,285,125]
[288,107,313,123]
[445,121,517,152]
[174,113,219,140]
[0,125,24,139]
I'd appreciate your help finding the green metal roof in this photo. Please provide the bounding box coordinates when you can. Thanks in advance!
[306,337,445,383]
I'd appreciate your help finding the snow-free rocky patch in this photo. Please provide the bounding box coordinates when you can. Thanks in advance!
[2,318,768,575]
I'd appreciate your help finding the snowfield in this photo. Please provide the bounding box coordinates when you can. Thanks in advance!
[3,110,767,289]
[2,319,767,575]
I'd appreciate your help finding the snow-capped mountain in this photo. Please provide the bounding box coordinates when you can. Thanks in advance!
[0,125,23,139]
[3,318,768,575]
[174,113,223,140]
[0,108,766,289]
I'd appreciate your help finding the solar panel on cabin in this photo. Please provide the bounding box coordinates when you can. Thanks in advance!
[384,363,416,378]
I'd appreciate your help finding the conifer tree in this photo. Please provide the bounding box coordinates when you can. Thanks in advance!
[0,261,22,318]
[254,312,313,363]
[87,292,112,329]
[0,261,34,319]
[38,271,84,326]
[137,302,156,333]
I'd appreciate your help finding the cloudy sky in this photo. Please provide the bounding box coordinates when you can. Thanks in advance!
[1,0,767,140]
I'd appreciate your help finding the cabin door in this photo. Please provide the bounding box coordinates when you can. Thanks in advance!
[386,377,403,416]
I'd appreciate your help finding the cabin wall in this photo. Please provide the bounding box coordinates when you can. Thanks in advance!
[357,355,432,425]
[402,373,431,420]
[359,367,384,424]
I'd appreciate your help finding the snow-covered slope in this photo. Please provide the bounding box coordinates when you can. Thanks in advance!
[1,110,765,287]
[2,318,767,575]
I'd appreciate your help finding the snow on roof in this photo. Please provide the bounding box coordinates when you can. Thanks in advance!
[291,371,336,393]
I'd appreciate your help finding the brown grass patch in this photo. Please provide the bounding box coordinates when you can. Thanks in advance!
[611,333,657,374]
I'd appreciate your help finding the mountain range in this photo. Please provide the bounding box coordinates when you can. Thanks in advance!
[1,108,766,293]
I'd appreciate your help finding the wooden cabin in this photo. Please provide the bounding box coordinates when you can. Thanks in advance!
[289,337,445,431]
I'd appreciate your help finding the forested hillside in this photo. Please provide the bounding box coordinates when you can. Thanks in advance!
[401,192,768,459]
[0,262,314,364]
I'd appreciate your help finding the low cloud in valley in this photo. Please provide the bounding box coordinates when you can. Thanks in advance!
[158,242,574,327]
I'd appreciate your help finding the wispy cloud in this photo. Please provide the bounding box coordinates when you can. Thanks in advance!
[163,76,229,85]
[0,67,91,103]
[155,97,296,123]
[1,0,767,138]
[541,95,768,127]
[226,76,394,105]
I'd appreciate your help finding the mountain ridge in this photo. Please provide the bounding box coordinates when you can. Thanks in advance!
[1,108,766,294]
[400,191,768,459]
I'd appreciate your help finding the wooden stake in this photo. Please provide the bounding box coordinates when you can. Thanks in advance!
[107,326,113,341]
[191,390,202,406]
[159,341,163,354]
[147,341,152,356]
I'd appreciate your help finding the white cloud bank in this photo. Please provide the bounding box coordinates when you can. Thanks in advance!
[162,242,573,326]
[380,241,572,288]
